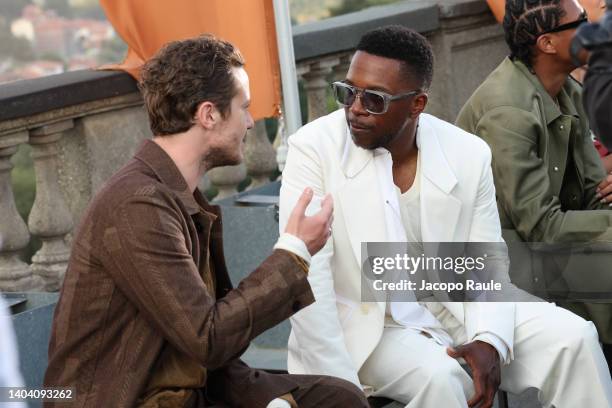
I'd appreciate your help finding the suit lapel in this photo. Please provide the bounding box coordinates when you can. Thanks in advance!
[418,116,462,242]
[338,116,465,256]
[337,130,387,264]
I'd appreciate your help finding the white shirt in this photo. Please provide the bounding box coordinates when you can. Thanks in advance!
[378,149,509,362]
[382,154,454,346]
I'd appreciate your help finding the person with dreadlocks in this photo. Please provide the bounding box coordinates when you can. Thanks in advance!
[457,0,612,372]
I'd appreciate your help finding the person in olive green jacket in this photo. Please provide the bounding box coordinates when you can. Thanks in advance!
[456,0,612,362]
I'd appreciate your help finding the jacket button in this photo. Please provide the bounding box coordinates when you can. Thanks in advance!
[553,166,559,172]
[360,304,370,314]
[559,125,564,130]
[292,301,301,311]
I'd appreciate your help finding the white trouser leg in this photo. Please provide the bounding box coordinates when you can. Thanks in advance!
[500,302,612,408]
[359,326,473,408]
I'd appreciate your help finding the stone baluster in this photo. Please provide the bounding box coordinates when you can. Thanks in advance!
[208,164,247,201]
[28,120,74,291]
[274,112,288,174]
[300,57,340,122]
[333,53,353,81]
[198,174,211,193]
[244,120,277,189]
[0,131,36,291]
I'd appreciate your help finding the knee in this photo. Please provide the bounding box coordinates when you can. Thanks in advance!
[563,314,598,344]
[417,357,470,392]
[550,312,600,354]
[316,376,369,407]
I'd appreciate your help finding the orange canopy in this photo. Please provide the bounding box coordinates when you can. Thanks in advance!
[100,0,282,120]
[486,0,505,24]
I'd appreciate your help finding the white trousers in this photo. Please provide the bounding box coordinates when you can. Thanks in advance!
[359,302,612,408]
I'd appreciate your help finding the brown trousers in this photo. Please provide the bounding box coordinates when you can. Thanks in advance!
[205,364,370,408]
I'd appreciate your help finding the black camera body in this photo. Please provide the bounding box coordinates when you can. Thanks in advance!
[571,0,612,62]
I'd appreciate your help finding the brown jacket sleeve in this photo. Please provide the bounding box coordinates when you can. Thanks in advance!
[101,194,314,370]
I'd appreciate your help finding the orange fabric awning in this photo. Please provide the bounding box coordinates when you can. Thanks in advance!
[99,0,282,120]
[486,0,505,24]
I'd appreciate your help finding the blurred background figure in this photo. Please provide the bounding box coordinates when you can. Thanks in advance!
[0,295,27,408]
[575,0,612,171]
[486,0,612,171]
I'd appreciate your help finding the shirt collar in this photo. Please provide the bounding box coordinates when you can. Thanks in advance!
[513,59,579,124]
[134,139,203,216]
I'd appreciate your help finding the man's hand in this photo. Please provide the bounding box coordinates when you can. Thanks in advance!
[284,187,333,255]
[447,341,501,408]
[596,173,612,204]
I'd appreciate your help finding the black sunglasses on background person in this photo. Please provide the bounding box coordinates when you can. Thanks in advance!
[539,11,588,35]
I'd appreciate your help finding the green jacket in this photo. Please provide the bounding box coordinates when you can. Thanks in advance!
[456,57,611,244]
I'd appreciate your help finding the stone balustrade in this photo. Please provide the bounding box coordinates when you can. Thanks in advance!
[0,0,507,291]
[0,70,279,291]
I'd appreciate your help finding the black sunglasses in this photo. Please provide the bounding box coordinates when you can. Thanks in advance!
[331,81,420,115]
[538,11,587,35]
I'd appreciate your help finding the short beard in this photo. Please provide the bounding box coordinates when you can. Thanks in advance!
[358,115,413,150]
[201,144,242,171]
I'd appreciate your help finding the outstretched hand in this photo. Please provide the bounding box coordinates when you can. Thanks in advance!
[447,341,500,408]
[284,188,334,255]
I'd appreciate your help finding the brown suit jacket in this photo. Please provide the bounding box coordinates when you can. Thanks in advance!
[44,140,315,407]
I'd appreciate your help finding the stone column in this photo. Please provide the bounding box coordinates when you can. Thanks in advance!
[208,164,247,200]
[28,120,74,291]
[198,174,211,193]
[333,53,353,82]
[244,120,277,188]
[300,57,339,122]
[274,113,288,174]
[0,131,35,291]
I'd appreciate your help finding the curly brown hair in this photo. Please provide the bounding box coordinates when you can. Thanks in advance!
[139,34,245,136]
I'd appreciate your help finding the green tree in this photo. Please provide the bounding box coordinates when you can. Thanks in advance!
[0,21,35,62]
[97,35,127,65]
[11,144,40,263]
[44,0,73,18]
[39,51,64,62]
[329,0,399,17]
[0,0,32,22]
[72,4,107,20]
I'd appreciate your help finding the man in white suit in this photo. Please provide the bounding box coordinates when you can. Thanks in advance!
[278,25,612,408]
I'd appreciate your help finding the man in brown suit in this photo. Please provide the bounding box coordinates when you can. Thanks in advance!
[43,35,369,408]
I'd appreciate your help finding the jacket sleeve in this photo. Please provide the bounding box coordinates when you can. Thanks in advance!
[278,132,362,387]
[473,106,612,243]
[101,193,314,370]
[580,124,610,211]
[460,144,515,363]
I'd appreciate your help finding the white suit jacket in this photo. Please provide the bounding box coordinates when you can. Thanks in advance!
[278,110,515,387]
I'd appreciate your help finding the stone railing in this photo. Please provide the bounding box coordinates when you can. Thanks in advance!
[0,0,507,292]
[0,70,280,292]
[293,0,507,123]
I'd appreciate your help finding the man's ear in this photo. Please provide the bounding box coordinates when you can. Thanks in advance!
[194,101,219,130]
[411,93,428,117]
[536,34,557,55]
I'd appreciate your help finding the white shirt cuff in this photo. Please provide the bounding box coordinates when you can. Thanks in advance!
[274,233,311,264]
[473,332,510,364]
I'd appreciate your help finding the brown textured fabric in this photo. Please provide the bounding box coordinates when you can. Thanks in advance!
[206,362,371,408]
[43,139,315,407]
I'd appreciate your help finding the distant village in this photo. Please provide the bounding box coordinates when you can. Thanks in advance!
[0,4,118,83]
